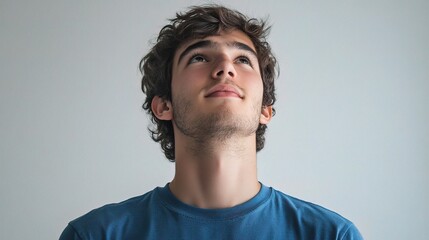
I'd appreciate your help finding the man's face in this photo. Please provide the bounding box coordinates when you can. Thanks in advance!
[170,30,269,140]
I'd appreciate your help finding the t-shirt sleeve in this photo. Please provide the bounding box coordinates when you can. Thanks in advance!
[59,224,83,240]
[341,223,364,240]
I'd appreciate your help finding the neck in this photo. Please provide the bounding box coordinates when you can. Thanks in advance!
[169,133,260,209]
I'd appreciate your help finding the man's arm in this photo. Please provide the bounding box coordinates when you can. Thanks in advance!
[342,223,364,240]
[59,224,82,240]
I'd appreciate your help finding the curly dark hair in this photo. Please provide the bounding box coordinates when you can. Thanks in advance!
[139,4,277,161]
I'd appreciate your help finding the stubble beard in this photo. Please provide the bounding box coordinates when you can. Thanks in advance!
[172,96,261,144]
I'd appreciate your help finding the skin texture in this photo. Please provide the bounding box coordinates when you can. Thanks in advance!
[151,30,273,209]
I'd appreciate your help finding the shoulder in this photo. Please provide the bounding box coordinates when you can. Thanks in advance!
[60,189,158,240]
[269,188,363,239]
[272,189,349,223]
[75,190,155,224]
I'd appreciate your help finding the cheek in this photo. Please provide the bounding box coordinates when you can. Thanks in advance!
[240,71,264,96]
[171,70,206,98]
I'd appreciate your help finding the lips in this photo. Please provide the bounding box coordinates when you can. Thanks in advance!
[205,84,243,98]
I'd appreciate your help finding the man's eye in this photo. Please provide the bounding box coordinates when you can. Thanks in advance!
[189,55,207,64]
[236,56,251,65]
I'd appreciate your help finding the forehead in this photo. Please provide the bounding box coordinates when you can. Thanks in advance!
[173,30,257,64]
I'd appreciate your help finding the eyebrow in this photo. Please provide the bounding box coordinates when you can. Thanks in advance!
[177,39,258,64]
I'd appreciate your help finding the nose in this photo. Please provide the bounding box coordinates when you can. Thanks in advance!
[211,58,236,80]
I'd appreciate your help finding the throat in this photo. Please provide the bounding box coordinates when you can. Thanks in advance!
[170,122,260,209]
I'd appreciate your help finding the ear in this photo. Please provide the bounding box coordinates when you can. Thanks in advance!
[259,105,273,125]
[151,96,173,121]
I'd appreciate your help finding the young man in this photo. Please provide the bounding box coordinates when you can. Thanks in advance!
[60,5,363,239]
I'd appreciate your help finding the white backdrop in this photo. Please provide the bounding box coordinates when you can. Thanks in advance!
[1,0,428,239]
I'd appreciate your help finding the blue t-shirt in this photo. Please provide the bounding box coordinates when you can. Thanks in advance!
[60,184,363,239]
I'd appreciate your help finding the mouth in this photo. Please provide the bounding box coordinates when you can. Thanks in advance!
[205,84,243,98]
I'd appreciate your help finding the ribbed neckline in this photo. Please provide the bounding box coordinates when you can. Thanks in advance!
[155,182,273,221]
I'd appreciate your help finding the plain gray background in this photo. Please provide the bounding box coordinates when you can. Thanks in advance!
[1,0,428,239]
